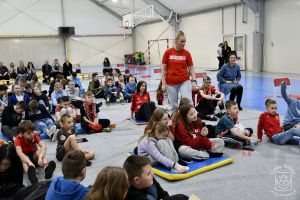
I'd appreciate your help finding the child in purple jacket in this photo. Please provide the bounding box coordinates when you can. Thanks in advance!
[137,122,188,173]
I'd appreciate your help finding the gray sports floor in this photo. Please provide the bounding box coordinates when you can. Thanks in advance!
[31,69,300,200]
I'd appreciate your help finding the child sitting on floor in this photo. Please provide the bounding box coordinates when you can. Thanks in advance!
[123,155,189,200]
[257,99,300,146]
[65,80,83,109]
[55,114,95,165]
[216,101,257,148]
[55,96,77,122]
[51,81,68,111]
[85,166,128,200]
[80,91,111,133]
[14,120,56,185]
[24,83,33,98]
[124,76,137,103]
[8,83,30,105]
[156,80,164,105]
[25,100,57,139]
[131,81,156,122]
[280,81,300,130]
[104,78,124,103]
[174,105,224,160]
[170,98,191,134]
[71,72,85,95]
[1,101,26,141]
[195,76,225,121]
[88,73,105,99]
[32,86,50,111]
[138,122,188,173]
[46,150,89,200]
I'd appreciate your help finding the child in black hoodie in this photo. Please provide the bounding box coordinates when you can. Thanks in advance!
[123,155,188,200]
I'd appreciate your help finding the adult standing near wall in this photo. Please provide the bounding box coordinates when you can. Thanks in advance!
[161,31,195,111]
[217,43,223,70]
[222,41,231,64]
[217,52,244,110]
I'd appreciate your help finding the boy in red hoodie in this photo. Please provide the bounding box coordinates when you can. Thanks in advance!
[257,99,300,146]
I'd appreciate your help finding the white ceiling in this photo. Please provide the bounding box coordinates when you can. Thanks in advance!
[98,0,241,16]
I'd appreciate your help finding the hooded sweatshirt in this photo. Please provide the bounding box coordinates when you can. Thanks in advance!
[45,176,88,200]
[281,84,300,126]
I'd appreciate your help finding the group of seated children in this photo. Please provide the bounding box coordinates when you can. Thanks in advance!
[135,80,300,173]
[87,70,137,104]
[1,143,191,200]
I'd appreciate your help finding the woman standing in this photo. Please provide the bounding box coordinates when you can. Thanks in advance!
[161,31,195,111]
[217,53,244,110]
[222,41,231,64]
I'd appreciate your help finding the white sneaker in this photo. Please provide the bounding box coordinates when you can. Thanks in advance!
[48,125,57,138]
[51,129,59,143]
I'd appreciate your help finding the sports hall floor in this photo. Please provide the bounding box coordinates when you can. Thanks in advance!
[30,66,300,200]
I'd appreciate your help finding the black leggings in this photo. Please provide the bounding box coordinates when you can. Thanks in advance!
[196,94,223,118]
[135,102,156,122]
[229,85,243,107]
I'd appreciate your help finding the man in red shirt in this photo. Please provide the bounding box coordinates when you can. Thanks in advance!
[257,99,300,146]
[15,120,56,185]
[161,31,196,111]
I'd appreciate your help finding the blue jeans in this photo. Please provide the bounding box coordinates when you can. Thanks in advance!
[271,128,300,145]
[34,118,54,136]
[166,80,192,111]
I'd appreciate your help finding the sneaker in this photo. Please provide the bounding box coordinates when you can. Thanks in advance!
[223,137,243,147]
[51,129,59,143]
[102,127,111,132]
[242,145,255,151]
[28,166,38,184]
[96,101,103,107]
[45,161,56,179]
[171,166,190,173]
[207,150,223,158]
[85,159,92,167]
[238,106,243,111]
[47,125,57,138]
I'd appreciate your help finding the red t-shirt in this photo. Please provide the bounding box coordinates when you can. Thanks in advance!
[174,117,212,150]
[257,112,284,140]
[162,48,193,85]
[131,92,151,113]
[14,132,41,154]
[198,86,216,102]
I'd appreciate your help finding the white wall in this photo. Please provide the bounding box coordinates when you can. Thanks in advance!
[135,22,174,66]
[135,4,255,70]
[0,37,64,68]
[69,35,132,66]
[223,5,255,71]
[264,0,300,74]
[0,0,132,67]
[0,0,62,34]
[180,10,222,69]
